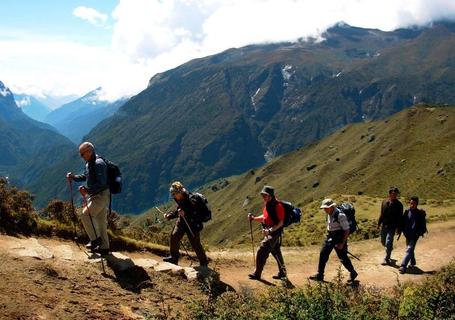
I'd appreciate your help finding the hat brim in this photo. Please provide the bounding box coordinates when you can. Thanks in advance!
[320,203,336,209]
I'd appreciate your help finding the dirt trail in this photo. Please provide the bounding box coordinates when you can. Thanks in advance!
[0,220,454,318]
[209,220,455,290]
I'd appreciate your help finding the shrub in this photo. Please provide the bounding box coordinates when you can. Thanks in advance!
[187,262,455,320]
[0,177,38,235]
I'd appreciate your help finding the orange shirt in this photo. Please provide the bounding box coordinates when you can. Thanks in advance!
[262,201,285,227]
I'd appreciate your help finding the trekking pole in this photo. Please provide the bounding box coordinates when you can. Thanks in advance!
[347,250,361,261]
[181,215,195,238]
[67,179,82,250]
[249,218,256,266]
[81,191,106,274]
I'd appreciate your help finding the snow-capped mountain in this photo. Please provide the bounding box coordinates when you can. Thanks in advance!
[14,94,51,122]
[44,87,127,143]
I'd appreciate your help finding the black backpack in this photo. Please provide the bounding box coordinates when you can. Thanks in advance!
[99,157,122,194]
[334,202,357,233]
[190,192,212,223]
[281,201,302,227]
[269,201,302,228]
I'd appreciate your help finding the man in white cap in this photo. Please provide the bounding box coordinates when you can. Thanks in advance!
[309,198,357,282]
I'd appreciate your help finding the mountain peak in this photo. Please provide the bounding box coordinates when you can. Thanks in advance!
[0,81,13,98]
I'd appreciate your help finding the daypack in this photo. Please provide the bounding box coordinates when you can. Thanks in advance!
[190,192,212,223]
[269,201,302,228]
[334,202,357,233]
[99,156,122,194]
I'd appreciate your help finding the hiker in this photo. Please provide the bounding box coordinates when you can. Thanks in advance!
[378,186,403,265]
[309,199,357,282]
[248,186,287,280]
[398,196,427,274]
[66,142,110,255]
[162,181,209,267]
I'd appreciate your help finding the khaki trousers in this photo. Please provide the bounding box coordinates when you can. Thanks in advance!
[80,189,110,249]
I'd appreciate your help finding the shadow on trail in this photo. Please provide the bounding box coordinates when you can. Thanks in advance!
[406,266,437,275]
[257,278,276,286]
[104,254,152,293]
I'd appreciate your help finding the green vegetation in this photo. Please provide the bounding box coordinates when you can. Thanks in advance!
[188,262,455,319]
[0,177,168,255]
[127,106,455,248]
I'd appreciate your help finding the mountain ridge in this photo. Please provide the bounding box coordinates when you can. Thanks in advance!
[33,22,455,213]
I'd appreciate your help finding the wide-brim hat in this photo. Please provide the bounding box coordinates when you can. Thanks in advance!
[320,198,337,209]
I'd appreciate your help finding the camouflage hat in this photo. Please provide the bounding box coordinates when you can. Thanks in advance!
[169,181,185,195]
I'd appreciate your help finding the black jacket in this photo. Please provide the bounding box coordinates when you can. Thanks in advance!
[378,199,403,229]
[402,208,427,239]
[171,192,204,232]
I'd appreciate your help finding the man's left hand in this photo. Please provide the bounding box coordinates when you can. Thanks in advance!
[178,209,185,217]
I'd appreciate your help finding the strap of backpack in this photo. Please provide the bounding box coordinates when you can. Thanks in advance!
[109,190,112,217]
[333,208,340,223]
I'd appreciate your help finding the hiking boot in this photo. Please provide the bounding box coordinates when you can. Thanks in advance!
[381,258,390,266]
[272,272,287,280]
[399,266,406,274]
[86,238,102,251]
[163,256,178,264]
[248,273,261,280]
[349,271,358,282]
[309,273,324,281]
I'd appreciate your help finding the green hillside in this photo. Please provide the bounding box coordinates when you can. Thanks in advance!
[129,106,455,248]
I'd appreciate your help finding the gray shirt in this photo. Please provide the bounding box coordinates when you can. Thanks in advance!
[327,208,350,232]
[73,155,108,195]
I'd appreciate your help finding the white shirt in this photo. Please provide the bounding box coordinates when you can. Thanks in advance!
[327,208,350,231]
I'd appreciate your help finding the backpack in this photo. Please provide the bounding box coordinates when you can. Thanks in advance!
[99,156,122,194]
[334,202,357,233]
[269,201,302,228]
[190,192,212,223]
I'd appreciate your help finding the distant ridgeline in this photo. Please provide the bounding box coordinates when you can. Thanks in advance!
[31,22,455,214]
[0,81,75,193]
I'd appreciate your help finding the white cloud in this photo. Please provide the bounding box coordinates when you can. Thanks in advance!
[2,0,455,102]
[73,6,108,27]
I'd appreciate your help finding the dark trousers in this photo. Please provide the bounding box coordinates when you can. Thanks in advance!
[254,232,286,276]
[317,234,355,276]
[169,224,208,266]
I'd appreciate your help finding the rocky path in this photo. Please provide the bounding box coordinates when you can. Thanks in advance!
[0,220,454,318]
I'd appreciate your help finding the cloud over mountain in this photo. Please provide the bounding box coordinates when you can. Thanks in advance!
[2,0,455,101]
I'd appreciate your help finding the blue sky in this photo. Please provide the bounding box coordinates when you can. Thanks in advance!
[0,1,117,45]
[0,0,454,103]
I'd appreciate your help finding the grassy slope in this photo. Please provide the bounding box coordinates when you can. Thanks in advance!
[129,105,455,249]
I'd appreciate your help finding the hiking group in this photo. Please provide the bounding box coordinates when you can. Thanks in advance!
[66,141,427,283]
